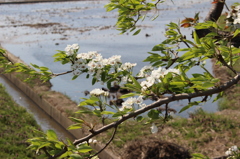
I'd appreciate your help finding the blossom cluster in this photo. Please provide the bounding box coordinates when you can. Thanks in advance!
[119,96,146,111]
[65,44,79,56]
[90,88,109,97]
[65,44,136,79]
[140,67,180,91]
[225,145,239,159]
[137,65,154,78]
[226,4,240,28]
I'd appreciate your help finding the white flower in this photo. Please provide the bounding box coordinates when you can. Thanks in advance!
[73,69,81,76]
[88,61,97,69]
[140,80,153,91]
[225,149,232,156]
[65,44,79,56]
[119,98,136,111]
[108,55,122,65]
[89,139,97,144]
[140,103,146,108]
[119,62,136,71]
[231,145,238,152]
[136,96,143,104]
[146,76,155,86]
[93,140,97,144]
[88,51,98,58]
[90,88,108,96]
[72,43,80,50]
[138,65,154,77]
[150,123,158,134]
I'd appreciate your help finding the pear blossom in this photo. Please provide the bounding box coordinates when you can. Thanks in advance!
[89,139,97,144]
[138,65,154,77]
[90,88,109,96]
[140,67,180,91]
[120,97,136,111]
[136,96,143,104]
[119,96,146,111]
[73,69,81,76]
[65,44,79,56]
[108,55,122,65]
[231,145,238,152]
[150,123,158,134]
[226,5,240,28]
[140,103,146,108]
[119,62,137,71]
[225,145,239,157]
[225,149,232,156]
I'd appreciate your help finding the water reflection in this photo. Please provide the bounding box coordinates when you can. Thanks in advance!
[0,75,75,141]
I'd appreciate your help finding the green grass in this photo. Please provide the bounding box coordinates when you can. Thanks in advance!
[169,109,237,133]
[0,84,41,159]
[218,58,240,110]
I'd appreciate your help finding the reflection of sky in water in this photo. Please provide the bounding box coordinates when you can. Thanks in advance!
[0,0,236,117]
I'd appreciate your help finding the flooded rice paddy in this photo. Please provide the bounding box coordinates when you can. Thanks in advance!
[0,0,236,118]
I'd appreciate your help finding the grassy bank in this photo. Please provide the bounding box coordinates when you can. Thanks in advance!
[0,84,41,159]
[218,58,240,111]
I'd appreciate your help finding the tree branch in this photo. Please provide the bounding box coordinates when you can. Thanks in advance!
[50,73,240,158]
[88,126,118,159]
[51,70,73,77]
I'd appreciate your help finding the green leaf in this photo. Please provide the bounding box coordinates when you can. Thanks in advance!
[101,111,115,115]
[202,82,214,88]
[72,75,79,80]
[133,29,141,35]
[233,28,240,38]
[93,109,102,117]
[46,130,58,140]
[148,109,159,119]
[92,77,97,85]
[136,116,144,122]
[193,31,200,45]
[191,153,210,159]
[77,145,93,153]
[179,101,200,113]
[31,63,40,69]
[68,123,82,130]
[69,117,84,124]
[213,91,223,103]
[120,93,138,99]
[129,75,141,89]
[69,154,83,159]
[151,14,159,21]
[112,110,129,117]
[75,110,93,114]
[59,151,73,159]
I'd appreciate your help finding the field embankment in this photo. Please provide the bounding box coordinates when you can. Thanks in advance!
[0,83,41,158]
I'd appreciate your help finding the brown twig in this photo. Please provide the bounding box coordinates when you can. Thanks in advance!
[88,126,118,159]
[215,48,237,75]
[51,70,73,77]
